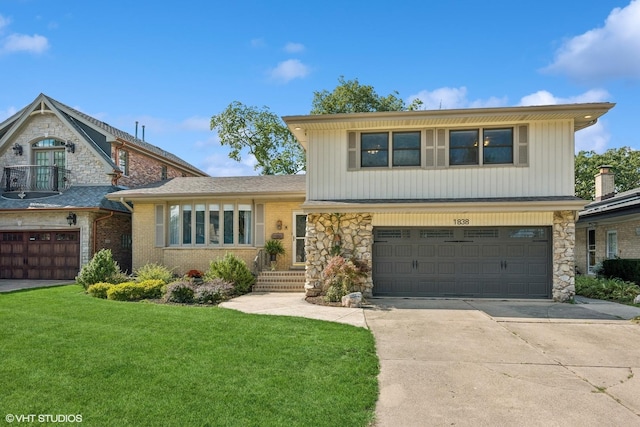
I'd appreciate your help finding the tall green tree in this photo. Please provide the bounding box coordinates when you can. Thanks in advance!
[211,77,421,174]
[575,147,640,200]
[311,76,421,114]
[210,101,305,175]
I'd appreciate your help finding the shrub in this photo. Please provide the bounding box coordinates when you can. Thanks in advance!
[194,279,234,304]
[86,282,114,299]
[601,259,640,284]
[205,253,255,295]
[164,281,196,304]
[76,249,121,289]
[135,263,175,284]
[106,280,165,301]
[186,269,204,279]
[139,279,166,299]
[322,256,369,302]
[107,282,143,301]
[576,275,640,304]
[110,271,132,284]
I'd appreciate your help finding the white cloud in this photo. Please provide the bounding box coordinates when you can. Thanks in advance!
[1,33,49,54]
[575,121,610,153]
[0,14,11,31]
[250,38,266,48]
[284,42,305,53]
[408,86,508,110]
[180,116,210,132]
[202,152,259,177]
[543,0,640,82]
[518,89,610,106]
[268,59,310,83]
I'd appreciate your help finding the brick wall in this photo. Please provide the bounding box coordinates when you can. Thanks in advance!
[131,203,164,269]
[93,212,132,273]
[264,201,305,269]
[113,146,197,188]
[576,216,640,274]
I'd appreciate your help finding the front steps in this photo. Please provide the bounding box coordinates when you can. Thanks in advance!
[253,270,305,292]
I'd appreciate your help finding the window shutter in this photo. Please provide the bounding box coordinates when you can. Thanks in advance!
[255,203,265,246]
[155,205,164,247]
[436,129,446,167]
[425,129,435,167]
[347,132,357,170]
[518,125,529,165]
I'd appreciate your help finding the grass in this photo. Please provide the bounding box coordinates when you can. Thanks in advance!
[0,285,379,426]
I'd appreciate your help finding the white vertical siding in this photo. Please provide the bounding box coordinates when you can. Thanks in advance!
[307,120,576,201]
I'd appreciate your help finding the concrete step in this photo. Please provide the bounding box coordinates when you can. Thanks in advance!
[253,270,305,292]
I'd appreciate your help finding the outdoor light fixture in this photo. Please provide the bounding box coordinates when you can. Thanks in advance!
[65,140,76,153]
[66,212,77,226]
[276,220,283,230]
[12,143,23,156]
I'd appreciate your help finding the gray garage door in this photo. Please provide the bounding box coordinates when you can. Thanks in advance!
[373,227,551,298]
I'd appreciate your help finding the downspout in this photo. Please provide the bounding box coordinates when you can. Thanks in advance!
[93,212,114,255]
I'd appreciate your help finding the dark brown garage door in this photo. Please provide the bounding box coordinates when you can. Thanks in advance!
[0,231,80,280]
[373,227,552,298]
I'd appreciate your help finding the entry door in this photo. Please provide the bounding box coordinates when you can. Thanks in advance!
[293,213,306,265]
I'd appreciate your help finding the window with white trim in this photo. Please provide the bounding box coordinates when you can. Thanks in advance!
[118,149,129,175]
[606,230,618,259]
[167,202,253,246]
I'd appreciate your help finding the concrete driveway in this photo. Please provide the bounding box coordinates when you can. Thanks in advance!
[367,298,640,426]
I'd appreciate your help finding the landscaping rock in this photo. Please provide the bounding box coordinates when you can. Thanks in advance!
[634,294,640,304]
[342,292,362,308]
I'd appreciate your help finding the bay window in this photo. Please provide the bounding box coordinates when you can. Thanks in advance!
[167,201,254,246]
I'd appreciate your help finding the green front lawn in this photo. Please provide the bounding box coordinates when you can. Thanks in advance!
[0,286,378,426]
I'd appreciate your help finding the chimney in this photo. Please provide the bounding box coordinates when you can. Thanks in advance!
[595,165,615,201]
[135,121,139,139]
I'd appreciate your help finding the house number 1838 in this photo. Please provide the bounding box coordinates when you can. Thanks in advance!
[453,218,470,225]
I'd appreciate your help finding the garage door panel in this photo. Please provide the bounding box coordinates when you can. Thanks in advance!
[417,262,436,274]
[461,245,480,257]
[395,262,414,274]
[438,246,456,257]
[438,263,455,275]
[373,227,551,298]
[374,262,395,274]
[0,230,79,280]
[460,262,479,274]
[417,245,436,257]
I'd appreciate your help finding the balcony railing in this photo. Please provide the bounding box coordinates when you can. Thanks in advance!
[2,165,72,197]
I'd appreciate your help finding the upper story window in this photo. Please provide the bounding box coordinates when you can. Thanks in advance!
[118,149,129,175]
[360,131,421,168]
[31,139,66,190]
[161,165,168,180]
[348,125,525,171]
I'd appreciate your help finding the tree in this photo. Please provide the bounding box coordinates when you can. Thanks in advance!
[212,77,421,174]
[311,76,422,114]
[575,147,640,200]
[210,101,305,175]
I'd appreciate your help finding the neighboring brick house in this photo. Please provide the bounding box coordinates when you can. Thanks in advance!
[0,93,206,279]
[575,166,640,275]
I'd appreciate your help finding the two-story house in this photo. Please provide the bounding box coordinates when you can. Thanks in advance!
[283,103,614,302]
[111,102,613,302]
[0,93,206,280]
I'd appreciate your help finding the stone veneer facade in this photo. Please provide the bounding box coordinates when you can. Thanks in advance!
[304,210,577,302]
[304,213,373,297]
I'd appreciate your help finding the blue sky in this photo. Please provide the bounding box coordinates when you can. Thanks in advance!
[1,0,639,176]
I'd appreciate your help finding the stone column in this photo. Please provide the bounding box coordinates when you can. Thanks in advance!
[552,210,576,302]
[304,213,373,297]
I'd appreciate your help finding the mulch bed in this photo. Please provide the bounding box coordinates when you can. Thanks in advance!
[305,296,343,307]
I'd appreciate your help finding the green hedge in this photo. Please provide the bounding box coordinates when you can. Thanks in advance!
[106,280,166,301]
[601,259,640,284]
